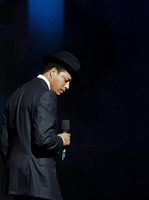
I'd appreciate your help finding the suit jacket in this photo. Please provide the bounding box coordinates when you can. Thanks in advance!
[0,78,63,200]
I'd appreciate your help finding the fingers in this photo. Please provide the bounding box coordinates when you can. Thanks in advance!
[66,134,71,145]
[63,133,71,146]
[58,133,71,146]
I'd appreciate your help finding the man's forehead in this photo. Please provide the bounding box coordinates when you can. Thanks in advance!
[61,70,72,80]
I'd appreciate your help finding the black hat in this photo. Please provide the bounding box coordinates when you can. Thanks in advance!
[43,51,80,85]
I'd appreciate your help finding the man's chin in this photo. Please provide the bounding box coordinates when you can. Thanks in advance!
[51,89,61,95]
[54,89,65,95]
[56,91,62,95]
[59,90,64,95]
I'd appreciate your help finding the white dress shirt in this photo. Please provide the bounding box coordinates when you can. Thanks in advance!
[37,74,51,90]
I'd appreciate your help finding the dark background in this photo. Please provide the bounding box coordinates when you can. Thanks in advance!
[0,0,149,200]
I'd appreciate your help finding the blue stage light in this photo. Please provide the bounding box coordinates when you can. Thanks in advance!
[28,0,64,53]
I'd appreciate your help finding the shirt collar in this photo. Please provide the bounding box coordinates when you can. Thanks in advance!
[37,74,51,90]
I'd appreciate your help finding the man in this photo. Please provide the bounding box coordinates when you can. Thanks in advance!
[0,51,80,200]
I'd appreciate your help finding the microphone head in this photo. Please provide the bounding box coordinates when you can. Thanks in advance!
[62,120,70,132]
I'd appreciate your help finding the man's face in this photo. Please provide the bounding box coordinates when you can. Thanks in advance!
[50,69,72,95]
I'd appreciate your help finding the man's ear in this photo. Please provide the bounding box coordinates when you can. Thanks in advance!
[50,67,57,78]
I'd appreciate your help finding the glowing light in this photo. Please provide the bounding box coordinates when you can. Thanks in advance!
[28,0,64,53]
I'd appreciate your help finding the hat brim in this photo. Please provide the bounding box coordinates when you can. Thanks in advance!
[43,55,80,86]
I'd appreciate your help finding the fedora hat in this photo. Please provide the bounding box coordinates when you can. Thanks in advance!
[43,51,80,85]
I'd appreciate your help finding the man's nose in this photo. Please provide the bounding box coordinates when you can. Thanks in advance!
[65,82,70,90]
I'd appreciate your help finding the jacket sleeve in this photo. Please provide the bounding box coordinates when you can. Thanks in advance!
[32,91,63,155]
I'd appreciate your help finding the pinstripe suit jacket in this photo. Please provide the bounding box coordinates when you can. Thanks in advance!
[0,78,63,200]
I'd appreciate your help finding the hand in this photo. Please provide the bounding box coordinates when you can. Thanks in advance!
[58,133,71,146]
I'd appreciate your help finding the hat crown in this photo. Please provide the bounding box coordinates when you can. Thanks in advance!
[55,51,80,72]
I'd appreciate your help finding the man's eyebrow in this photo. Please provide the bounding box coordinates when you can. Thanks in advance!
[64,75,72,81]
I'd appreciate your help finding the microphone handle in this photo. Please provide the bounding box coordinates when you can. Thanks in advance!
[62,148,66,161]
[62,131,67,161]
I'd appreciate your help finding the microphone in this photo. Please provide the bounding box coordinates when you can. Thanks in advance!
[62,119,70,133]
[61,120,70,161]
